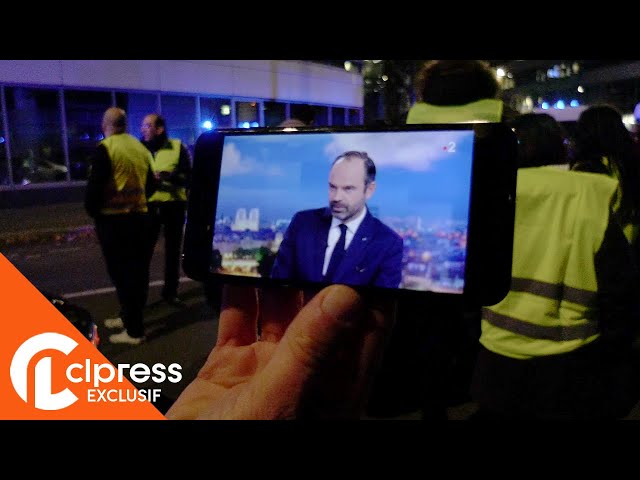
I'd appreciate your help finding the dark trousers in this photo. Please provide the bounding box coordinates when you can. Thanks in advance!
[148,201,186,299]
[95,213,151,338]
[470,340,639,420]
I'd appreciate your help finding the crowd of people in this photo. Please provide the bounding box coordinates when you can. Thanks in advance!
[85,61,640,420]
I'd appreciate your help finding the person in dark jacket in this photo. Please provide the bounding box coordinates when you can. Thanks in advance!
[140,113,192,307]
[85,107,157,345]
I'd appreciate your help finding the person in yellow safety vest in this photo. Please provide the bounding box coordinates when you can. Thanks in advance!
[470,112,640,420]
[366,60,514,420]
[84,107,157,345]
[570,104,640,262]
[141,113,192,308]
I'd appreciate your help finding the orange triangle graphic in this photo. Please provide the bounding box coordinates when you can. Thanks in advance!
[0,254,165,419]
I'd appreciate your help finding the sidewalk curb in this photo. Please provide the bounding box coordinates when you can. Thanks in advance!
[0,225,96,249]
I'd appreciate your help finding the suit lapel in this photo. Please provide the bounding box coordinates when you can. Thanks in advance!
[336,211,375,280]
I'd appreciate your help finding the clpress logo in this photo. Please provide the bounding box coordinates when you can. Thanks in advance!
[10,332,182,411]
[0,254,166,419]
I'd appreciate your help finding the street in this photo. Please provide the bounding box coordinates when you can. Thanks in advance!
[1,236,219,411]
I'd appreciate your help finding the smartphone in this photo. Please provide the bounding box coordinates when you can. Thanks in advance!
[182,123,517,306]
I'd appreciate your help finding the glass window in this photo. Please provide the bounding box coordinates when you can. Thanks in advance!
[199,97,233,133]
[65,89,112,181]
[332,107,346,126]
[236,101,259,128]
[6,86,65,185]
[314,106,329,126]
[348,108,361,125]
[116,92,158,140]
[263,101,286,127]
[160,94,197,153]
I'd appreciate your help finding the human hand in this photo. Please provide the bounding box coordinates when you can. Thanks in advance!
[165,283,394,419]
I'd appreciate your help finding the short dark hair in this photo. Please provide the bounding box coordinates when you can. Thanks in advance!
[332,151,376,186]
[511,113,568,168]
[414,60,500,106]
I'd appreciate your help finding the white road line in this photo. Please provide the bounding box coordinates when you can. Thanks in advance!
[62,276,195,299]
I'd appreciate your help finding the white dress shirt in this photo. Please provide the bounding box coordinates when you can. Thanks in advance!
[322,206,367,276]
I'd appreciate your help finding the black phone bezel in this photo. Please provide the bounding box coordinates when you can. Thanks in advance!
[182,122,517,307]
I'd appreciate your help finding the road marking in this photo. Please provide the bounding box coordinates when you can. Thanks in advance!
[62,277,195,299]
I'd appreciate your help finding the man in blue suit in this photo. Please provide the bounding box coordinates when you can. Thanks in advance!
[271,151,403,289]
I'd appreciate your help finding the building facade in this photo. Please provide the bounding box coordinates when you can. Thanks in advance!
[0,60,364,206]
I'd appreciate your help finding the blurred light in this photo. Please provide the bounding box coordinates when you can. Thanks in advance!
[96,134,104,141]
[201,120,214,130]
[237,121,251,128]
[634,102,640,121]
[250,121,259,128]
[569,100,580,107]
[496,68,506,78]
[344,61,352,72]
[541,102,550,110]
[372,60,382,63]
[577,86,584,93]
[0,136,4,143]
[507,72,513,79]
[80,133,90,140]
[622,113,636,126]
[555,100,566,109]
[381,75,388,81]
[220,105,231,116]
[524,96,534,109]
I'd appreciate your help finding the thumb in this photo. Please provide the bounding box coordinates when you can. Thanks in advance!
[256,284,366,403]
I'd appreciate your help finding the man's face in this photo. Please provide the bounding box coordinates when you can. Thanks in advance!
[141,115,160,142]
[328,158,375,222]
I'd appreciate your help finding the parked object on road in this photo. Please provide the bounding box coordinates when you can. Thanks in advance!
[46,292,100,347]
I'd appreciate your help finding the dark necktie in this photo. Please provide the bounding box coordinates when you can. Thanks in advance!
[325,223,348,282]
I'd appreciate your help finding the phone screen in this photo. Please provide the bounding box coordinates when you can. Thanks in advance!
[209,127,476,294]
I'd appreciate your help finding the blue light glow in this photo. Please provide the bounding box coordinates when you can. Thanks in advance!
[202,120,214,130]
[250,121,259,128]
[541,102,550,109]
[0,136,4,144]
[555,100,566,109]
[570,99,580,107]
[237,121,251,129]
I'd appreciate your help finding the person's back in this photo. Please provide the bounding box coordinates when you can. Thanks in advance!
[85,107,156,345]
[570,104,640,254]
[470,113,640,420]
[406,59,506,125]
[367,60,510,419]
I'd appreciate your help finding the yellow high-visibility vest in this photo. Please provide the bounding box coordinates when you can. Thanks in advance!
[148,139,187,203]
[100,133,152,215]
[406,99,503,124]
[481,167,618,359]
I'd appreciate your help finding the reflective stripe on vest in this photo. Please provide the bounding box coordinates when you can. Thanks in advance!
[100,133,152,215]
[148,138,187,203]
[480,167,618,360]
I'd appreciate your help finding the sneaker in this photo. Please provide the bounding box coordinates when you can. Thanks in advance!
[104,317,124,329]
[109,330,145,345]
